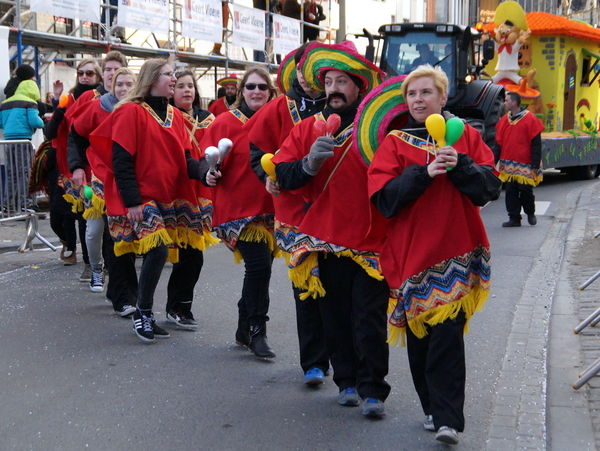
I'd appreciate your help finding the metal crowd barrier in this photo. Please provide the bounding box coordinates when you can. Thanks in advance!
[0,139,56,252]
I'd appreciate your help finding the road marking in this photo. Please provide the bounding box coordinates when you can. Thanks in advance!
[523,201,550,216]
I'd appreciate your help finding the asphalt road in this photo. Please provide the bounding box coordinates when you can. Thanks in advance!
[0,171,593,451]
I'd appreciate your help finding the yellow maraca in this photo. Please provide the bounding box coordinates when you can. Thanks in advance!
[260,153,278,196]
[425,113,446,147]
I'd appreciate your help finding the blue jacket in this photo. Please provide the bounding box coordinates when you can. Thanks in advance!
[0,80,44,140]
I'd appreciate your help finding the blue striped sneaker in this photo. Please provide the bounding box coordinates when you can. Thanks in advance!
[304,368,325,386]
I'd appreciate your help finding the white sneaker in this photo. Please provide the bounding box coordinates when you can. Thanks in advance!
[423,415,435,431]
[436,426,459,445]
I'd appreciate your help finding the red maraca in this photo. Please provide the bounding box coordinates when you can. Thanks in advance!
[325,114,341,137]
[313,119,327,138]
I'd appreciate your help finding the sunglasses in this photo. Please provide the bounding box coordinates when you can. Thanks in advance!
[77,70,96,76]
[244,83,269,91]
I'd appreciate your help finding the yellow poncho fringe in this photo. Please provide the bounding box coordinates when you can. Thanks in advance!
[63,193,84,214]
[114,227,218,263]
[387,286,490,347]
[289,251,384,300]
[499,171,542,187]
[82,195,106,220]
[232,225,282,264]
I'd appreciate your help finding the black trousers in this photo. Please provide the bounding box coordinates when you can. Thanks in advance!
[137,245,168,312]
[166,246,204,313]
[317,254,390,401]
[505,181,535,221]
[236,239,274,326]
[406,311,467,432]
[104,215,138,310]
[293,285,329,373]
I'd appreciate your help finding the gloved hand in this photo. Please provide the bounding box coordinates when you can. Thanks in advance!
[302,136,335,176]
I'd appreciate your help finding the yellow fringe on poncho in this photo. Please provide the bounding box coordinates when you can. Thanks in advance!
[499,171,543,187]
[63,193,84,214]
[114,227,219,263]
[289,251,384,300]
[232,225,282,264]
[387,286,489,347]
[82,194,106,220]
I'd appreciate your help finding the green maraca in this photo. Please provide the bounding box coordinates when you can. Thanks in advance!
[84,185,93,200]
[444,117,465,171]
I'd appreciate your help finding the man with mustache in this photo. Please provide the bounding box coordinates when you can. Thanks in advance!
[271,41,391,418]
[208,74,238,117]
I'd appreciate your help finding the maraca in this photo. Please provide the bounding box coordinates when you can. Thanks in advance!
[205,146,219,175]
[58,93,69,108]
[313,119,327,138]
[425,113,446,147]
[445,117,465,146]
[217,138,233,167]
[325,114,341,137]
[260,153,279,197]
[83,185,93,200]
[260,153,276,181]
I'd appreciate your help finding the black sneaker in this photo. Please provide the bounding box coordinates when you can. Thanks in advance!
[166,310,198,330]
[89,268,105,293]
[502,219,521,227]
[132,309,154,343]
[115,304,136,317]
[527,214,537,225]
[151,320,170,339]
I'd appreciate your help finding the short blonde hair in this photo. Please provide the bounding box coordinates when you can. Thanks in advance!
[402,64,448,100]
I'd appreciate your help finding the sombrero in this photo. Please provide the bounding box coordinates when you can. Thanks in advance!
[353,74,409,166]
[494,1,528,31]
[505,77,540,99]
[277,48,297,94]
[299,40,386,94]
[217,73,238,87]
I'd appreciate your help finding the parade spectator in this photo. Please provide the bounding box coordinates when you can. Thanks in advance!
[0,79,45,211]
[208,74,238,117]
[244,42,329,384]
[496,91,545,227]
[303,0,325,42]
[4,64,36,98]
[89,57,207,343]
[271,41,390,418]
[198,65,278,359]
[368,65,501,444]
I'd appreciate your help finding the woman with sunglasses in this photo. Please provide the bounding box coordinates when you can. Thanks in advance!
[198,65,278,359]
[90,58,207,343]
[44,58,103,270]
[162,69,219,330]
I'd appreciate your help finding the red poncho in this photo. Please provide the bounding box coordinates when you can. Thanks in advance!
[273,114,386,253]
[89,102,197,216]
[208,97,233,117]
[200,110,274,228]
[368,124,494,340]
[496,110,545,186]
[244,95,305,226]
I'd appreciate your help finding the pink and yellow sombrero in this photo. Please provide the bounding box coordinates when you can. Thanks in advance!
[216,73,238,87]
[298,41,386,94]
[353,75,409,166]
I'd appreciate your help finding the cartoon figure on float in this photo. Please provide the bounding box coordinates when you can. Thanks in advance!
[488,1,533,85]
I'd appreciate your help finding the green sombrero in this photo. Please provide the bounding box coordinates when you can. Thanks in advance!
[353,74,409,166]
[298,41,386,94]
[277,48,297,94]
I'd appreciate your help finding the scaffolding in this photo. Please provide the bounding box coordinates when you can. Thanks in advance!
[1,0,334,87]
